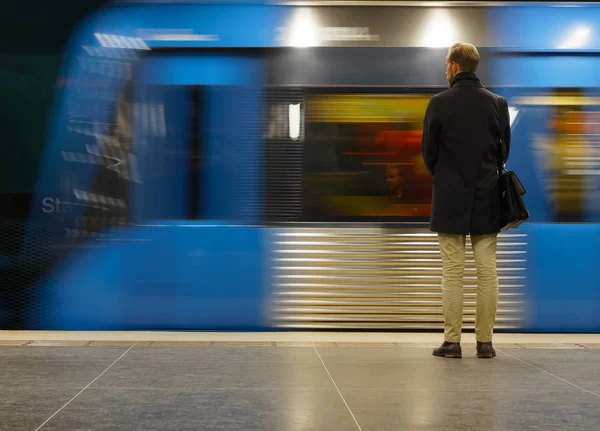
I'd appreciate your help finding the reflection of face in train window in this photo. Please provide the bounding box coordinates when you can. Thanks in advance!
[386,166,404,197]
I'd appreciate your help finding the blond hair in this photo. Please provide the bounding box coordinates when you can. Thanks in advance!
[447,43,480,73]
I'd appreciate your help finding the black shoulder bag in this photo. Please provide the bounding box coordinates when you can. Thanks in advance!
[498,118,530,231]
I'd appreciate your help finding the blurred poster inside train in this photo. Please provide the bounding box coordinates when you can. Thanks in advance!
[302,93,433,220]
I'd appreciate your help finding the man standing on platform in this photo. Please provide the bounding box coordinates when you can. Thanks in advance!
[421,43,511,359]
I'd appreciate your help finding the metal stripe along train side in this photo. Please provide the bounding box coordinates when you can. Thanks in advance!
[3,1,599,331]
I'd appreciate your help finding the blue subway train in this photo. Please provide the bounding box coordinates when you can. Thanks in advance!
[2,1,600,332]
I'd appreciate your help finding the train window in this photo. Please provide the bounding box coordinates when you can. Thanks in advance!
[301,91,434,222]
[76,83,133,236]
[519,88,600,222]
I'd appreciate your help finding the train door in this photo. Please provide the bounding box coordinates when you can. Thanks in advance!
[109,53,267,329]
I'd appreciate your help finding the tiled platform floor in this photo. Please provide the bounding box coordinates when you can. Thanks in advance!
[1,333,599,430]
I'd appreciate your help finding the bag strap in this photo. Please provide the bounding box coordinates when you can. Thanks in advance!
[497,97,508,175]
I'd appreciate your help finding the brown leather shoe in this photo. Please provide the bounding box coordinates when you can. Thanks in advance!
[432,341,462,358]
[477,341,496,358]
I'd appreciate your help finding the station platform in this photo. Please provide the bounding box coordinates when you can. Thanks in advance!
[1,332,599,430]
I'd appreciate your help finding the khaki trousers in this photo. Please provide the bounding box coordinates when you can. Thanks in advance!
[438,233,499,343]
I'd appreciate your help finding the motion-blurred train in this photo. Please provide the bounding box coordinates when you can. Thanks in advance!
[1,0,599,332]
